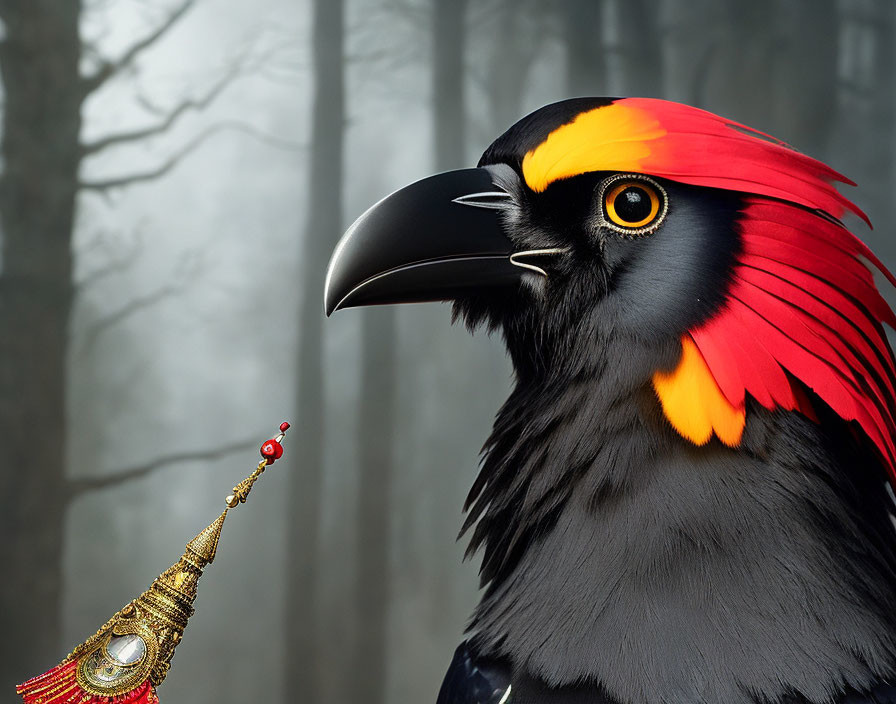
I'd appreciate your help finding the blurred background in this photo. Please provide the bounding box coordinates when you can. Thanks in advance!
[1,0,894,702]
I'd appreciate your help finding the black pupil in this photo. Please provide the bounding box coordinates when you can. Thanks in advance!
[613,186,652,223]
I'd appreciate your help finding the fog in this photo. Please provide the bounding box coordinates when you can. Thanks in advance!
[2,1,894,702]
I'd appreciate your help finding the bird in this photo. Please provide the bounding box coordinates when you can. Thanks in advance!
[324,97,896,704]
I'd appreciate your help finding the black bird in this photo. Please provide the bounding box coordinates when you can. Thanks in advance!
[325,98,896,704]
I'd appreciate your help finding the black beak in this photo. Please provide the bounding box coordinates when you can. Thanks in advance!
[324,167,525,315]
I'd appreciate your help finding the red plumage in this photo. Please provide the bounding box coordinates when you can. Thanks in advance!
[624,98,871,225]
[616,98,896,476]
[692,198,896,477]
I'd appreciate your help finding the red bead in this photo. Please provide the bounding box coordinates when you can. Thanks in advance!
[280,421,290,432]
[260,439,284,464]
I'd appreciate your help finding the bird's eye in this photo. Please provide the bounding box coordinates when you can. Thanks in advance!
[598,174,668,236]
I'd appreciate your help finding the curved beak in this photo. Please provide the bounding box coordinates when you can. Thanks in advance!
[324,168,525,315]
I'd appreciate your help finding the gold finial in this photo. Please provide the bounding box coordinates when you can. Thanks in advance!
[224,428,286,508]
[17,421,291,704]
[186,511,227,565]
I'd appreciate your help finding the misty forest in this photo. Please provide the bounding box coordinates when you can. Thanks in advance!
[1,0,894,702]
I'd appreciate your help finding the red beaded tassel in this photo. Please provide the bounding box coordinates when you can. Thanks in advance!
[16,660,156,704]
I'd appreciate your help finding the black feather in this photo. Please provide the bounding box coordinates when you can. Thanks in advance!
[478,98,616,175]
[446,170,896,703]
[437,642,512,704]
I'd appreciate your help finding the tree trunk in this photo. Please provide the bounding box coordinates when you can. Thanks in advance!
[433,0,467,170]
[607,0,663,97]
[770,0,838,158]
[830,0,896,259]
[659,0,721,105]
[705,0,779,129]
[425,0,469,636]
[351,308,397,704]
[563,0,606,97]
[283,0,344,699]
[0,0,82,686]
[486,0,541,133]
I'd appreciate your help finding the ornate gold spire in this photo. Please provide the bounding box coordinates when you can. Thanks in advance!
[186,510,227,565]
[17,422,290,704]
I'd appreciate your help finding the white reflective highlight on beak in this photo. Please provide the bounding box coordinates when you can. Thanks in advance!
[451,191,513,210]
[324,190,391,313]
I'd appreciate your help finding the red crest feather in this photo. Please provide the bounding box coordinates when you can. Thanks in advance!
[618,98,871,226]
[691,197,896,476]
[582,99,896,475]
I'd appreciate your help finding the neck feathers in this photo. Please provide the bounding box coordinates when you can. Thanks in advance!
[466,351,896,704]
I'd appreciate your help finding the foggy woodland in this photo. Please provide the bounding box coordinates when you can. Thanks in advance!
[0,0,894,702]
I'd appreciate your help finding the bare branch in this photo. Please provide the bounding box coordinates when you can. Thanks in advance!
[136,87,170,117]
[79,128,215,191]
[80,39,107,66]
[81,59,239,156]
[80,121,304,192]
[81,101,208,154]
[67,439,257,497]
[77,251,201,355]
[75,226,146,291]
[81,282,178,346]
[77,256,134,291]
[203,120,306,151]
[81,0,195,96]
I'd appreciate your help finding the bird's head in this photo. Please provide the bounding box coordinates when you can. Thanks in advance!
[326,97,896,480]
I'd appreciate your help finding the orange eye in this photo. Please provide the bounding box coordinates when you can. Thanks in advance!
[601,176,667,235]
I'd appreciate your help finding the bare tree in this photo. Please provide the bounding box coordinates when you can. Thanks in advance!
[770,0,838,158]
[563,0,606,96]
[282,0,344,701]
[351,307,397,704]
[67,439,257,497]
[75,249,203,354]
[481,0,545,133]
[0,0,259,685]
[692,0,780,127]
[830,0,896,258]
[423,0,471,640]
[433,0,468,169]
[606,0,663,96]
[660,0,723,106]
